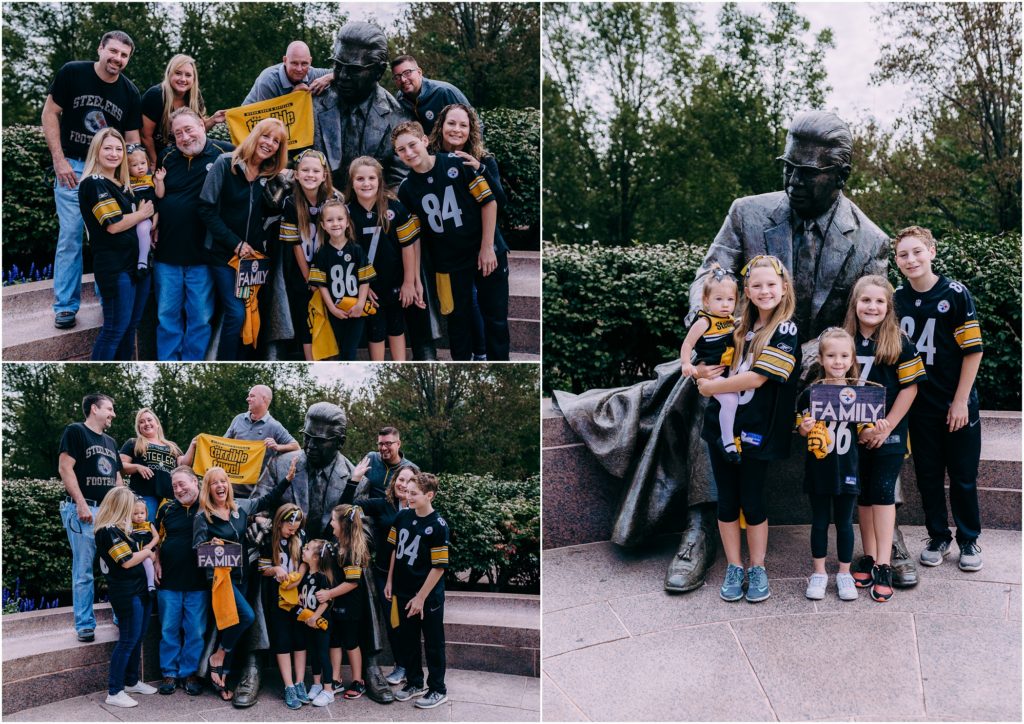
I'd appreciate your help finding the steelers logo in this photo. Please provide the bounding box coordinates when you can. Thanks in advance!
[84,110,109,134]
[425,110,435,120]
[344,253,351,262]
[386,209,395,221]
[206,163,213,171]
[425,526,433,535]
[215,545,225,557]
[447,167,459,179]
[839,387,857,405]
[937,300,950,313]
[97,457,113,476]
[251,260,260,272]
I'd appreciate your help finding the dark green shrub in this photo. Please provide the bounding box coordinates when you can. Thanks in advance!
[888,231,1021,411]
[543,240,707,394]
[2,479,75,599]
[1,126,60,261]
[479,107,540,241]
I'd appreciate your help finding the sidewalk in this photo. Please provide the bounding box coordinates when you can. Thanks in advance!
[4,668,539,722]
[542,525,1021,721]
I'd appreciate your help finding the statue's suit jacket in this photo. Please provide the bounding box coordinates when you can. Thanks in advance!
[312,84,411,190]
[554,191,889,547]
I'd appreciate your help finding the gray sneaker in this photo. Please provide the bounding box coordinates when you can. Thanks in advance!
[805,572,828,600]
[414,690,449,709]
[920,538,952,566]
[393,682,428,702]
[746,565,771,602]
[836,572,858,601]
[385,666,406,686]
[720,564,746,601]
[958,541,983,571]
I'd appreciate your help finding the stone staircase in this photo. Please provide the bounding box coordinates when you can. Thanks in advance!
[542,398,1022,550]
[0,251,540,361]
[0,591,538,715]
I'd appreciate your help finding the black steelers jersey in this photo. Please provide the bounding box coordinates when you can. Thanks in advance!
[257,528,306,574]
[397,153,494,273]
[387,508,449,606]
[854,332,926,455]
[95,524,146,596]
[894,275,983,416]
[703,319,800,461]
[308,241,376,306]
[797,387,862,496]
[322,547,365,621]
[690,311,735,366]
[348,198,420,293]
[279,193,342,264]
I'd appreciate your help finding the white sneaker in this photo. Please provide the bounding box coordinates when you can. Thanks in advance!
[105,691,138,708]
[124,681,158,695]
[312,689,335,707]
[308,683,323,699]
[805,572,828,600]
[836,572,859,601]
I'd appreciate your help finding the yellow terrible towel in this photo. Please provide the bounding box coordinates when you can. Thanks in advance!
[278,571,303,611]
[227,252,268,348]
[296,607,329,630]
[807,420,832,460]
[212,567,239,630]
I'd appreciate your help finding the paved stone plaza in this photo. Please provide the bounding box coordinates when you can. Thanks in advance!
[542,525,1021,722]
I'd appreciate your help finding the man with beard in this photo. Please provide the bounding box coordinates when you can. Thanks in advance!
[259,402,395,704]
[152,108,233,360]
[349,426,416,501]
[43,31,142,330]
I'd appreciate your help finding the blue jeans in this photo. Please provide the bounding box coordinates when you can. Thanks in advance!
[60,500,98,633]
[157,589,209,678]
[109,592,152,695]
[92,271,151,360]
[210,264,246,360]
[53,158,86,315]
[154,262,214,360]
[219,582,256,664]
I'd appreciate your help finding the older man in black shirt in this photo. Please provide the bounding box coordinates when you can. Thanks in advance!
[153,108,233,360]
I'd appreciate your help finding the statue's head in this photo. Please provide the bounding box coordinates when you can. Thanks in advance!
[777,111,853,220]
[302,401,347,470]
[330,21,388,106]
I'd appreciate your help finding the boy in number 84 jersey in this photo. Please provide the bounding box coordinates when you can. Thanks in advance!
[892,226,984,572]
[385,473,450,709]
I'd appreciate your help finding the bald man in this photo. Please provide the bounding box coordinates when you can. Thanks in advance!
[242,41,333,104]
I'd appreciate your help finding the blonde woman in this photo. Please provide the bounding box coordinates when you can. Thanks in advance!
[94,486,161,707]
[197,118,289,360]
[77,128,155,360]
[118,408,183,519]
[140,54,226,167]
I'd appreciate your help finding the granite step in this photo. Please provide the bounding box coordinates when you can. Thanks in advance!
[542,398,1022,549]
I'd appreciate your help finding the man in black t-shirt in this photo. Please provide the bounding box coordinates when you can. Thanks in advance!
[153,108,234,361]
[154,466,208,696]
[42,30,142,331]
[58,392,124,642]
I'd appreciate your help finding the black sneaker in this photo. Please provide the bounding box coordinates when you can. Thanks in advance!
[55,311,77,329]
[870,563,894,602]
[919,537,952,566]
[394,682,428,702]
[76,628,94,642]
[958,541,983,571]
[158,677,177,695]
[851,554,874,588]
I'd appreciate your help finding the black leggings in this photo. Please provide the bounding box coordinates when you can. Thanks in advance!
[809,492,858,562]
[857,451,903,506]
[708,445,770,526]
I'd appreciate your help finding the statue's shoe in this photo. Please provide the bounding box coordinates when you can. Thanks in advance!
[664,524,716,593]
[365,664,394,704]
[231,662,260,708]
[890,525,919,588]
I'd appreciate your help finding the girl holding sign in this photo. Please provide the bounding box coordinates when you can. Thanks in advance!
[843,275,926,602]
[695,255,799,604]
[796,328,865,601]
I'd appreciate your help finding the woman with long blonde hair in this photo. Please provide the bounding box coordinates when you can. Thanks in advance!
[117,408,183,519]
[94,486,161,708]
[140,54,226,167]
[78,128,155,360]
[197,118,289,360]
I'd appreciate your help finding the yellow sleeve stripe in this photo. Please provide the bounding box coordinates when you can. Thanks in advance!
[343,565,362,581]
[954,321,983,349]
[753,347,795,377]
[308,268,327,284]
[387,528,397,545]
[279,222,300,243]
[257,557,273,571]
[92,198,121,224]
[468,175,493,202]
[397,217,420,245]
[357,264,376,282]
[109,541,132,563]
[897,357,927,384]
[430,546,449,565]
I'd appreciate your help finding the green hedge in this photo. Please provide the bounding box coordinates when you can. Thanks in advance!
[2,108,539,267]
[544,234,1021,410]
[2,473,540,599]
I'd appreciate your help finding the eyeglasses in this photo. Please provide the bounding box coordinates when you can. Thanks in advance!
[333,60,378,73]
[378,440,399,448]
[392,68,420,83]
[777,158,840,179]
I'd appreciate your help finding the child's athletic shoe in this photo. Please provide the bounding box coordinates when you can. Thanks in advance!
[805,572,828,600]
[414,690,449,709]
[720,564,746,601]
[124,681,158,695]
[919,538,951,566]
[105,691,138,708]
[870,563,894,602]
[385,666,406,685]
[958,541,983,571]
[394,682,429,701]
[284,685,302,710]
[851,555,874,588]
[311,689,335,707]
[745,566,771,602]
[307,683,323,700]
[835,572,858,601]
[343,680,365,699]
[294,681,311,704]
